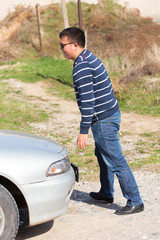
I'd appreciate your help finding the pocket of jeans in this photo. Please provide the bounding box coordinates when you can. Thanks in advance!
[101,121,120,141]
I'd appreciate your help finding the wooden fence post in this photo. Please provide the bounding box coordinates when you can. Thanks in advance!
[36,4,42,52]
[78,0,82,29]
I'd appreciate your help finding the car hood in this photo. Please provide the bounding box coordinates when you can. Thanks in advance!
[0,130,68,184]
[0,130,64,153]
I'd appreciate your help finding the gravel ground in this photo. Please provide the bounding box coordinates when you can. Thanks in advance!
[17,171,160,240]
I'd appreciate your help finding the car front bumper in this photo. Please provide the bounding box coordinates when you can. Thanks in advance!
[22,167,75,226]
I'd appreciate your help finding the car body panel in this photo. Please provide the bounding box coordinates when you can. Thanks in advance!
[0,130,68,183]
[0,149,68,184]
[0,130,76,226]
[22,169,75,226]
[0,130,64,154]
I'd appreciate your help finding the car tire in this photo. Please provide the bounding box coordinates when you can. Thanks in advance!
[0,184,19,240]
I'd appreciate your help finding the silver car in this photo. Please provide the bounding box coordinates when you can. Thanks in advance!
[0,130,78,239]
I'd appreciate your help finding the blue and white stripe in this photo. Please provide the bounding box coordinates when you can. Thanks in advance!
[73,49,119,134]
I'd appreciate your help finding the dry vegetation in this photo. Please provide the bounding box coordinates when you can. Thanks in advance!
[0,5,34,60]
[0,1,160,87]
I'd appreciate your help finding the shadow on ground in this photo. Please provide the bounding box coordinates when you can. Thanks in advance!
[16,220,54,240]
[71,189,122,211]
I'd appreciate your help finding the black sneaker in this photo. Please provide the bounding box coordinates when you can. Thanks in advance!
[89,192,114,203]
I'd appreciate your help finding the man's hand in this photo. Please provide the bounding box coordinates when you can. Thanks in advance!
[77,133,88,150]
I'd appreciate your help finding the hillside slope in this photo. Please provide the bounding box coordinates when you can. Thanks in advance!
[0,2,160,62]
[0,1,159,98]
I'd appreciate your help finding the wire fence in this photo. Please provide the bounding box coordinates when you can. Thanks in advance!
[86,23,160,63]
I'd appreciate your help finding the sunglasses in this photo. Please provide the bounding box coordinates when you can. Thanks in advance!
[60,42,75,49]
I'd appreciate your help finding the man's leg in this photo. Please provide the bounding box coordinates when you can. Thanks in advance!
[95,145,114,198]
[91,110,144,214]
[89,145,114,203]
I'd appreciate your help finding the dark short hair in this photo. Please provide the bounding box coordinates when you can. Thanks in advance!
[59,27,85,48]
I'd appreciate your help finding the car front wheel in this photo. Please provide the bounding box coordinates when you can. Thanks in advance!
[0,184,19,239]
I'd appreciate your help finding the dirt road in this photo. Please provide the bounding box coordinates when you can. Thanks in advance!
[17,171,160,240]
[3,78,160,240]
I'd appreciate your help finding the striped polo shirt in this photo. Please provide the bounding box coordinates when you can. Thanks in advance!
[73,49,119,134]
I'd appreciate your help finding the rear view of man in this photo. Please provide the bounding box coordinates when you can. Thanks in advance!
[59,27,144,215]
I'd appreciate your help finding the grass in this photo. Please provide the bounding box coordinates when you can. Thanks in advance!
[130,153,160,168]
[0,57,73,85]
[125,131,160,171]
[69,144,100,180]
[0,57,159,116]
[118,78,160,116]
[0,0,159,178]
[0,57,76,101]
[65,129,160,179]
[0,82,48,132]
[49,79,75,100]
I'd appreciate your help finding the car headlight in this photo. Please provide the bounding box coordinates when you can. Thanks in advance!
[46,155,71,177]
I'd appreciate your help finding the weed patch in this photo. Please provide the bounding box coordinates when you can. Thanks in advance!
[128,131,160,170]
[0,82,48,131]
[118,78,160,116]
[0,57,73,85]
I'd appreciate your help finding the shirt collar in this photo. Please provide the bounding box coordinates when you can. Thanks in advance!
[74,49,86,66]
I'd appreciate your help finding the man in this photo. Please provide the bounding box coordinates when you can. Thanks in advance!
[59,27,144,215]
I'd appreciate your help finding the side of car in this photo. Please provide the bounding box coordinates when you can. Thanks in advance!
[0,130,78,239]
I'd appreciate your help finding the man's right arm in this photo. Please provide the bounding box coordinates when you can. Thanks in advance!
[73,62,95,135]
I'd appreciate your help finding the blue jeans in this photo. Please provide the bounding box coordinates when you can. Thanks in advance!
[91,110,143,206]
